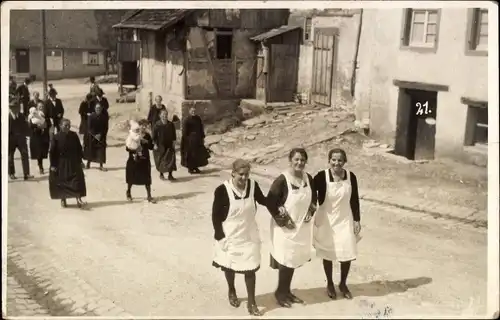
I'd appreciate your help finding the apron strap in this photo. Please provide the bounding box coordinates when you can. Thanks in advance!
[345,169,351,183]
[282,171,293,191]
[223,181,236,202]
[249,179,255,200]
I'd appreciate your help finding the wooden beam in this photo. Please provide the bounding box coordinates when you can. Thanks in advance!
[461,96,488,108]
[393,79,449,92]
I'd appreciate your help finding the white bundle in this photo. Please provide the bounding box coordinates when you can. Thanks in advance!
[28,107,46,127]
[126,120,142,151]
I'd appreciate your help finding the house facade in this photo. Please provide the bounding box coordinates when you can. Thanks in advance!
[113,9,289,123]
[354,8,489,165]
[9,10,126,80]
[290,9,362,108]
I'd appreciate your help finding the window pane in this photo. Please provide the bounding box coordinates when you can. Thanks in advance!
[413,11,426,23]
[426,34,436,43]
[478,34,488,46]
[427,11,438,23]
[474,126,488,144]
[411,22,425,42]
[477,108,488,124]
[480,10,488,23]
[479,22,488,36]
[427,23,437,34]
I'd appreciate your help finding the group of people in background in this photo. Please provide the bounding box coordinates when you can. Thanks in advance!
[8,77,64,180]
[211,148,361,316]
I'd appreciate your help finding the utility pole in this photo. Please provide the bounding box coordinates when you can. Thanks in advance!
[40,10,48,98]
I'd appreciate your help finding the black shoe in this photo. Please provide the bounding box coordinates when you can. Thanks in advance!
[61,199,67,208]
[126,191,132,201]
[286,292,304,304]
[193,168,202,174]
[24,175,34,181]
[147,197,157,204]
[228,291,240,308]
[86,162,91,169]
[327,283,337,300]
[99,166,107,172]
[247,302,262,316]
[39,168,45,175]
[168,174,176,181]
[188,169,195,174]
[160,174,166,181]
[274,291,292,308]
[9,174,17,180]
[339,284,353,299]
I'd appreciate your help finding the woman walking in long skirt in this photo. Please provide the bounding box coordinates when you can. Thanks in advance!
[152,110,177,181]
[266,148,318,308]
[212,159,268,316]
[28,102,51,174]
[313,148,361,300]
[125,119,156,203]
[147,95,166,127]
[83,103,109,171]
[49,119,87,208]
[79,93,95,136]
[180,107,210,174]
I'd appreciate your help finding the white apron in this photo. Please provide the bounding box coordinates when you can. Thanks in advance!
[213,179,261,272]
[314,169,357,262]
[270,171,314,269]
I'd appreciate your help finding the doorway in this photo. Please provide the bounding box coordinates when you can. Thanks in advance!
[15,49,30,73]
[394,88,438,160]
[311,28,337,106]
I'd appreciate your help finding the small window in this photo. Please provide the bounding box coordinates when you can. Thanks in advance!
[215,29,233,60]
[401,9,440,49]
[467,8,488,52]
[465,104,488,146]
[304,17,312,41]
[88,52,99,65]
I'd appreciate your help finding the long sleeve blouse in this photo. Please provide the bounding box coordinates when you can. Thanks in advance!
[212,181,267,241]
[266,173,318,218]
[313,169,361,222]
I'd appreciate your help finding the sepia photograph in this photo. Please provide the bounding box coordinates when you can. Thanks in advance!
[2,1,498,318]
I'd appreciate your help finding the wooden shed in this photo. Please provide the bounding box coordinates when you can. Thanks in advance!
[251,25,301,103]
[113,9,290,123]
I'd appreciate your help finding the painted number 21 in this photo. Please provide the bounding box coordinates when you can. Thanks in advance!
[416,101,431,115]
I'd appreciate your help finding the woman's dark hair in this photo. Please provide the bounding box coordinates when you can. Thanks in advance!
[86,93,93,101]
[328,148,348,162]
[90,76,95,82]
[288,147,308,161]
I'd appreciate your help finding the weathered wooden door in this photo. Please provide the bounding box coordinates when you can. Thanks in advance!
[412,90,437,160]
[311,28,336,106]
[15,49,30,73]
[269,44,299,102]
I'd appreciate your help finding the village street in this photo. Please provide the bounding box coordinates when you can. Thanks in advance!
[7,146,488,318]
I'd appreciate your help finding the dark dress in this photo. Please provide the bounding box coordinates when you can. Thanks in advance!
[125,132,154,186]
[49,131,87,199]
[15,84,30,115]
[180,115,210,169]
[78,99,95,135]
[266,173,317,270]
[152,120,177,173]
[94,97,110,116]
[83,112,109,164]
[211,180,268,273]
[29,117,51,160]
[147,105,166,127]
[45,98,65,132]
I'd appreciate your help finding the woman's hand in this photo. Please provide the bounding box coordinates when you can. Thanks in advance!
[353,221,361,235]
[218,238,229,252]
[304,203,317,223]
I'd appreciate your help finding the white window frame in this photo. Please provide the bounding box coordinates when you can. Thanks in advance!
[88,52,99,65]
[45,49,64,71]
[472,9,488,51]
[303,17,312,42]
[408,9,439,48]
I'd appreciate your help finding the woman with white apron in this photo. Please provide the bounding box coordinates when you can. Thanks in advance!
[212,159,268,316]
[267,148,318,308]
[313,148,361,300]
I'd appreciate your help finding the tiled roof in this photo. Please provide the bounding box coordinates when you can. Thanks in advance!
[250,25,300,42]
[112,9,193,31]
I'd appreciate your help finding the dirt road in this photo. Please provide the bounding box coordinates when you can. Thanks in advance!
[6,145,488,317]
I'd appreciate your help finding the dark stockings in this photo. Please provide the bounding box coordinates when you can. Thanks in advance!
[322,259,353,299]
[223,271,261,316]
[126,184,153,201]
[224,271,240,307]
[276,267,303,306]
[37,158,43,169]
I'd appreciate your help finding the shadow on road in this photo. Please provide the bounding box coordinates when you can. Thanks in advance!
[8,175,49,184]
[255,276,432,315]
[173,174,220,183]
[85,191,205,209]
